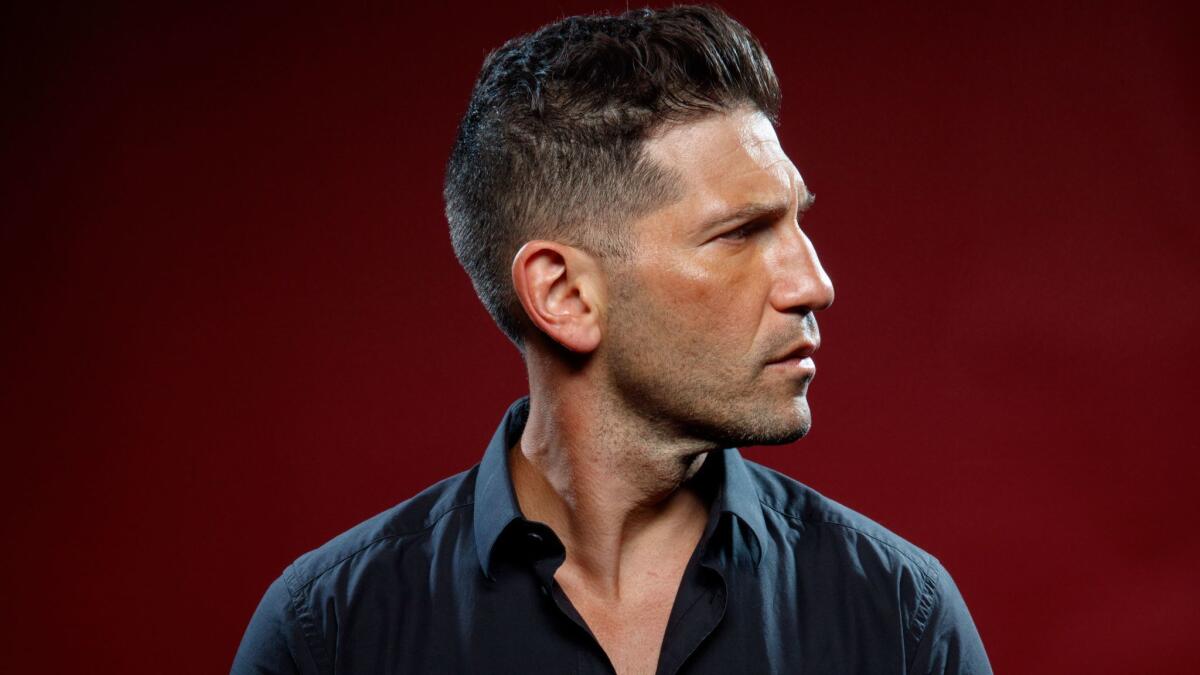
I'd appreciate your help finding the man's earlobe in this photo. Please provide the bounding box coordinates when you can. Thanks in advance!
[511,241,603,354]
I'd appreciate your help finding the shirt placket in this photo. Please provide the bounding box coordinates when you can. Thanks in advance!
[654,556,728,675]
[524,526,618,674]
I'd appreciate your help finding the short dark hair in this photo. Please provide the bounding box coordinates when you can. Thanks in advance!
[444,5,781,349]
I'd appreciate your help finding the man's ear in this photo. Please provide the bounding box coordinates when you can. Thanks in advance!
[511,240,604,354]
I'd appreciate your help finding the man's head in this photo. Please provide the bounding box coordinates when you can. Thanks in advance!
[444,6,781,349]
[445,6,833,446]
[600,107,833,446]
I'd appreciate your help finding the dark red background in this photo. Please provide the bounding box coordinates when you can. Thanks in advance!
[3,2,1197,672]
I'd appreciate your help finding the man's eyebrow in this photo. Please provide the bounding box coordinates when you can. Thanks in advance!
[703,201,789,230]
[703,191,815,230]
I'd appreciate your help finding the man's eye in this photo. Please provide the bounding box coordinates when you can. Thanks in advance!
[720,223,754,241]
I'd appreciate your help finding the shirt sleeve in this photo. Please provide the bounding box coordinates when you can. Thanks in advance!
[231,573,318,675]
[908,560,993,675]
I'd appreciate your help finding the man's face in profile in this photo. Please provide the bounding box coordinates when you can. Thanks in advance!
[601,106,835,447]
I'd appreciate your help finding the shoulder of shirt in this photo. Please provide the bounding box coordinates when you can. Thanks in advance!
[740,456,940,574]
[281,463,479,591]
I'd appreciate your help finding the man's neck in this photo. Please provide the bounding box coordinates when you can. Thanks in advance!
[511,386,714,601]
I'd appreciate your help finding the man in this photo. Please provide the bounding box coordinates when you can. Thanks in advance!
[234,6,991,674]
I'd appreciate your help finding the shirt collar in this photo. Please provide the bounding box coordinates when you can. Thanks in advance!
[473,397,769,579]
[473,398,530,581]
[709,444,769,570]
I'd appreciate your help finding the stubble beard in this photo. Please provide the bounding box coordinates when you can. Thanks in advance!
[601,285,812,450]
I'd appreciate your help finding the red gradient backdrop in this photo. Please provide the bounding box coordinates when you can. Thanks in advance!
[3,2,1197,673]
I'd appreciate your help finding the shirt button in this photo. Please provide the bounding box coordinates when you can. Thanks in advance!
[540,585,550,596]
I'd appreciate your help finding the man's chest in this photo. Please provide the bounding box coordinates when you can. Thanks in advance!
[317,556,914,675]
[558,582,681,675]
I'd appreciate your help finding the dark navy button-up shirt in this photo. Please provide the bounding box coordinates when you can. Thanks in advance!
[233,398,991,674]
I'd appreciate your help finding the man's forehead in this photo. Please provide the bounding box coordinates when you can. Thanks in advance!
[643,109,806,228]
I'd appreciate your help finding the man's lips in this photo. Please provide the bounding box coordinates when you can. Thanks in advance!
[767,340,819,364]
[765,340,820,376]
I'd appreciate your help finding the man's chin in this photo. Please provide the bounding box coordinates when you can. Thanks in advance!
[765,398,813,443]
[749,421,810,446]
[720,401,811,447]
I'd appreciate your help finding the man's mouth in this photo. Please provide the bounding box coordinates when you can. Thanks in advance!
[765,339,820,376]
[767,339,819,365]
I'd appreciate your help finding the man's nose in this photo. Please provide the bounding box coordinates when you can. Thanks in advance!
[769,226,835,314]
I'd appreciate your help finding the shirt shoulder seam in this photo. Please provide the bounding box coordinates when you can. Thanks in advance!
[281,565,331,673]
[292,499,475,590]
[758,498,937,574]
[907,556,942,671]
